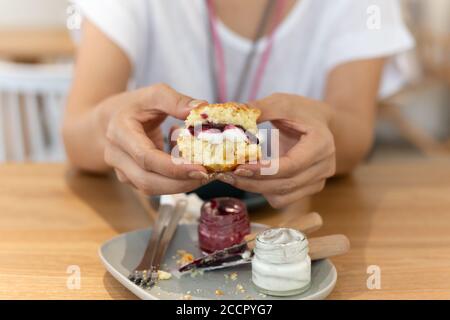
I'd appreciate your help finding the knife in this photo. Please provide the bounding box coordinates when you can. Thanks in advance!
[178,212,327,273]
[179,234,350,272]
[144,198,187,288]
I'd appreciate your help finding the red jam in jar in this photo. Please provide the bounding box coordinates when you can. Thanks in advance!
[198,197,251,253]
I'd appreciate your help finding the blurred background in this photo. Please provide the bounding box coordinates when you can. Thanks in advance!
[0,0,448,164]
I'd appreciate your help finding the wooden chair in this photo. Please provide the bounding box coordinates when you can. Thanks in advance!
[378,1,450,156]
[0,61,72,162]
[379,80,449,156]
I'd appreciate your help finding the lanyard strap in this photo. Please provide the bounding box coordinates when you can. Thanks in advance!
[206,0,287,103]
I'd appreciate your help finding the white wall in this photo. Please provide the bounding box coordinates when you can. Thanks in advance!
[0,0,68,28]
[422,0,450,33]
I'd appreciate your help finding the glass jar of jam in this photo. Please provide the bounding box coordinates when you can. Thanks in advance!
[198,197,251,253]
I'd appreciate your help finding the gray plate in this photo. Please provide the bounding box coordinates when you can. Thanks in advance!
[99,223,337,300]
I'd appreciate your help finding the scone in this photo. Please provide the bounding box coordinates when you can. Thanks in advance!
[177,102,261,172]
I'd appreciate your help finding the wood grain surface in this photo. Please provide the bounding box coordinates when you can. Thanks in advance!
[1,160,450,299]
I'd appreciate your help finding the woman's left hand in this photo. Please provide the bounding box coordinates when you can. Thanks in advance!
[217,93,337,208]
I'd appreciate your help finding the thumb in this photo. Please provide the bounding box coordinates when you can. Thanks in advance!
[248,94,292,123]
[146,84,208,120]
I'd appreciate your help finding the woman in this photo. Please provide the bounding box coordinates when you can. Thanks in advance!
[63,0,414,208]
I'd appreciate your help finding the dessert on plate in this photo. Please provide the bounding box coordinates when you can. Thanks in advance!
[177,102,261,172]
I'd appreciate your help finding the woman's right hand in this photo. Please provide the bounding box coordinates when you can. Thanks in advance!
[102,83,210,195]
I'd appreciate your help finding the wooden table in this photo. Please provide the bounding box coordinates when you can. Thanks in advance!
[1,160,450,300]
[0,29,74,61]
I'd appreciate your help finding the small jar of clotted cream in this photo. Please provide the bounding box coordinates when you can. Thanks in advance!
[252,228,311,296]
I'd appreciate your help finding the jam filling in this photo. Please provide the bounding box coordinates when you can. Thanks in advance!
[188,122,259,144]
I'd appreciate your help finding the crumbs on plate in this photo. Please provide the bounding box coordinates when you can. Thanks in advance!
[176,250,194,265]
[236,284,245,293]
[224,272,238,281]
[157,270,172,280]
[190,268,204,278]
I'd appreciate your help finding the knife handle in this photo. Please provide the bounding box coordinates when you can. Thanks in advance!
[244,212,324,250]
[151,199,187,270]
[280,212,323,234]
[309,234,350,261]
[244,233,350,261]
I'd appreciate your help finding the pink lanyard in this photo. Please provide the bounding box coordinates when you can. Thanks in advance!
[206,0,287,103]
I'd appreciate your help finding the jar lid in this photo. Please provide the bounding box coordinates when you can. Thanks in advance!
[200,197,248,226]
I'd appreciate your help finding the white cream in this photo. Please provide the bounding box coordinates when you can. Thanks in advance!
[222,128,249,142]
[179,128,192,137]
[252,228,311,296]
[197,128,248,145]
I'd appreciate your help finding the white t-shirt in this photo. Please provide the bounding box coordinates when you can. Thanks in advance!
[75,0,414,131]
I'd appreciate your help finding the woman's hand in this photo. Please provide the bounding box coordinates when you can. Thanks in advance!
[217,93,336,208]
[102,83,209,195]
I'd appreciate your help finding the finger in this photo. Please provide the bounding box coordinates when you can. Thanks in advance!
[222,156,334,194]
[107,117,208,180]
[248,94,291,123]
[235,128,334,179]
[145,127,164,151]
[115,168,129,183]
[249,93,318,123]
[144,83,208,120]
[107,84,209,179]
[114,168,138,188]
[264,180,327,209]
[105,144,204,195]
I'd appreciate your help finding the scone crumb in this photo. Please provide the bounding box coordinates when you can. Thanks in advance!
[236,284,245,293]
[182,294,192,300]
[176,250,194,265]
[157,270,172,280]
[190,269,204,278]
[215,289,224,296]
[230,272,238,281]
